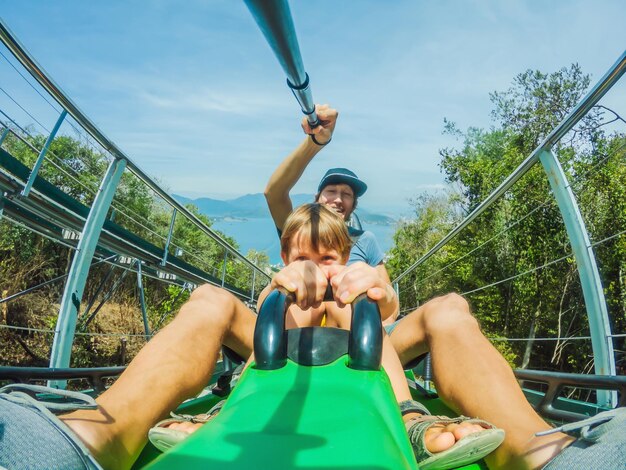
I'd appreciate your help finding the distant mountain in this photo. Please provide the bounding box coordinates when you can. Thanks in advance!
[173,193,396,225]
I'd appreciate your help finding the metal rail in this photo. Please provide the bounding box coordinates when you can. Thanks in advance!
[392,50,626,408]
[515,369,626,422]
[0,366,125,393]
[0,157,252,297]
[0,19,269,282]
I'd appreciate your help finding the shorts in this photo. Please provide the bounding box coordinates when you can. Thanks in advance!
[543,407,626,470]
[0,384,102,470]
[384,319,403,335]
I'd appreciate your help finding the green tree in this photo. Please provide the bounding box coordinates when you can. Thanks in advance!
[389,64,625,375]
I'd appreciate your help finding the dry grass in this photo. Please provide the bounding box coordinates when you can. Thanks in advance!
[1,292,148,368]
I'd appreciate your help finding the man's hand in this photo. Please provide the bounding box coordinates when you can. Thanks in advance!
[302,104,338,145]
[271,261,329,310]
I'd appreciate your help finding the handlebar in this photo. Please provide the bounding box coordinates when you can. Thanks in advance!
[253,287,382,371]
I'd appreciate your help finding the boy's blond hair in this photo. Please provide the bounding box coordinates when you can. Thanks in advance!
[281,203,352,261]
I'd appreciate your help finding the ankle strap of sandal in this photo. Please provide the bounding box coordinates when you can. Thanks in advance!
[398,399,431,416]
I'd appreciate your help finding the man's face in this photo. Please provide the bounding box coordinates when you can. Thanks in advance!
[282,230,347,268]
[317,184,355,220]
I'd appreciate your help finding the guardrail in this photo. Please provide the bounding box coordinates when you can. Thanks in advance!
[0,18,271,376]
[392,51,626,408]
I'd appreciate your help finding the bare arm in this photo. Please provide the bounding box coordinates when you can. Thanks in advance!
[264,136,322,231]
[376,263,399,324]
[264,104,338,231]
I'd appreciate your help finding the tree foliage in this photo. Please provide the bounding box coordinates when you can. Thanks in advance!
[388,64,626,375]
[0,130,268,367]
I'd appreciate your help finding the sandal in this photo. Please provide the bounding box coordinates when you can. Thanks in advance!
[148,399,225,452]
[399,400,505,470]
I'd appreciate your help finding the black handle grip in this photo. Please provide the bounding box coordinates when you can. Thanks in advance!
[348,294,383,370]
[253,288,290,370]
[253,286,383,371]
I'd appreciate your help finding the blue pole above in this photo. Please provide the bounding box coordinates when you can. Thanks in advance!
[244,0,319,127]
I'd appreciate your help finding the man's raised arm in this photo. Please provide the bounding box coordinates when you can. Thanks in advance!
[264,104,338,231]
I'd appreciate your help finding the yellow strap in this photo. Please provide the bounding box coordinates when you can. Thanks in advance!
[320,313,327,327]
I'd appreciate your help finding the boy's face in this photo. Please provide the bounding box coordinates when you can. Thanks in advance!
[281,229,348,267]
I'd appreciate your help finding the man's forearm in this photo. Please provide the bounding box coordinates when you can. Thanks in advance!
[266,135,322,196]
[264,135,324,230]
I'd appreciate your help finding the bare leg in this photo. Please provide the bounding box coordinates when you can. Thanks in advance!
[390,293,574,469]
[327,305,481,454]
[61,284,256,469]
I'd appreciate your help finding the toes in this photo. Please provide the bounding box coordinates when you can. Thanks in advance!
[452,422,487,441]
[424,428,456,453]
[165,421,202,434]
[443,423,459,433]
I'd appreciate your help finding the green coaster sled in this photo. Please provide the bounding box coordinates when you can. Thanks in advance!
[144,290,483,469]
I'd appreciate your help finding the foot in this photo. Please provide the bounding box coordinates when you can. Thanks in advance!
[165,410,490,452]
[402,410,505,470]
[147,415,213,453]
[163,418,205,434]
[404,412,489,453]
[148,400,226,452]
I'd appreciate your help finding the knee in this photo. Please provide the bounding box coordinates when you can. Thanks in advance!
[184,284,238,325]
[421,293,479,337]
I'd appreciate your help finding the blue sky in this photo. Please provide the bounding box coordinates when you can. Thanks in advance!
[1,1,625,216]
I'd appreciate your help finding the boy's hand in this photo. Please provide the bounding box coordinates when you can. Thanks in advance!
[301,104,337,145]
[326,263,397,317]
[271,261,329,310]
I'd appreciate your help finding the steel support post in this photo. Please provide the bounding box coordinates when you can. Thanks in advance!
[221,250,228,287]
[392,282,400,316]
[161,208,177,266]
[0,127,10,146]
[136,260,151,339]
[81,261,117,318]
[49,157,126,387]
[250,269,257,303]
[22,110,67,197]
[81,267,130,331]
[539,149,616,407]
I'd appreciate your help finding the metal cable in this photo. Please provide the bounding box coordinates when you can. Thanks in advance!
[397,138,626,298]
[0,323,152,338]
[0,48,61,113]
[400,197,556,296]
[0,215,77,250]
[1,114,197,259]
[460,252,574,296]
[489,333,626,342]
[0,85,50,133]
[0,104,180,245]
[0,254,117,304]
[400,210,626,307]
[0,116,101,195]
